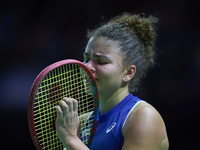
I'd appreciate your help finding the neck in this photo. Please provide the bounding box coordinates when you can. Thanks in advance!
[99,87,129,114]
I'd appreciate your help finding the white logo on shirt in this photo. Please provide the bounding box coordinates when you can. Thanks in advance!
[106,122,116,133]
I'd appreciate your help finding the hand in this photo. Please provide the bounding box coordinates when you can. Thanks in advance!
[55,97,79,145]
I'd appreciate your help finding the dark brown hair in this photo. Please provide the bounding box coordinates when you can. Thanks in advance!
[87,12,158,92]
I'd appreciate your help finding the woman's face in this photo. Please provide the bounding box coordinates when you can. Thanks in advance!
[83,37,126,96]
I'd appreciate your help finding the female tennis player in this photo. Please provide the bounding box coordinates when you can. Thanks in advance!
[55,12,169,150]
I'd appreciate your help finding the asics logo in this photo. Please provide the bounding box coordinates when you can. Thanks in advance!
[106,122,116,133]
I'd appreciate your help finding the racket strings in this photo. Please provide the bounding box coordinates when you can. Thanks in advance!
[33,63,96,149]
[35,83,92,107]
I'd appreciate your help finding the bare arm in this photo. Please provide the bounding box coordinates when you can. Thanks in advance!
[122,102,169,150]
[55,97,89,150]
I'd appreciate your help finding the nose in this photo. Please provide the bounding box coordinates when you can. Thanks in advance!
[86,60,95,73]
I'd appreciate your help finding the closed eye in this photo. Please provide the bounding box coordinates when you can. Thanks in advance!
[98,61,107,65]
[83,52,110,65]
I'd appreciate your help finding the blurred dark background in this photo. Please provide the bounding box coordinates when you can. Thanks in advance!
[0,0,199,149]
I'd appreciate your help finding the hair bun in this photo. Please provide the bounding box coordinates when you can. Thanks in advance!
[112,13,158,47]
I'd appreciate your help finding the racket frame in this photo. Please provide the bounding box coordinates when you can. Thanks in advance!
[28,59,99,150]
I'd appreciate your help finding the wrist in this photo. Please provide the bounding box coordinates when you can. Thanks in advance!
[63,136,89,150]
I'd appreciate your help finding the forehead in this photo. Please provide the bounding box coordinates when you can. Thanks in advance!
[85,37,121,57]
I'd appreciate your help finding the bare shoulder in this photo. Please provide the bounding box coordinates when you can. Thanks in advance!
[122,102,169,150]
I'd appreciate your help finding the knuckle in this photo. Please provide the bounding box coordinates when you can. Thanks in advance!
[63,98,72,104]
[71,98,78,103]
[67,99,73,105]
[60,101,68,108]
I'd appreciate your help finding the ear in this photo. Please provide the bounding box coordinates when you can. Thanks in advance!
[123,65,136,82]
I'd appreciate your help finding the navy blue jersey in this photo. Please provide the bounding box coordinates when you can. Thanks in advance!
[89,94,143,150]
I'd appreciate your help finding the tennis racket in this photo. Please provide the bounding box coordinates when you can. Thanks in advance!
[28,59,99,150]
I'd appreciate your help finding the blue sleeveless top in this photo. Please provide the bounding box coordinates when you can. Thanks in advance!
[89,94,143,150]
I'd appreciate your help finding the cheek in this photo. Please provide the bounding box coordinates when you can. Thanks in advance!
[98,66,123,80]
[97,67,109,78]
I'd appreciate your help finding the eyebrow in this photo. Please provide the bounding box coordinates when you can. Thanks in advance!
[83,52,110,59]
